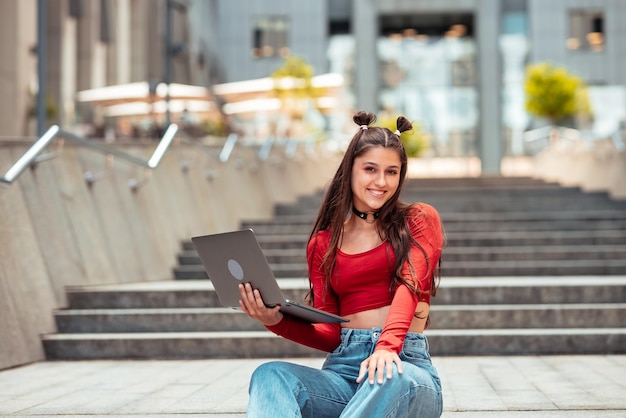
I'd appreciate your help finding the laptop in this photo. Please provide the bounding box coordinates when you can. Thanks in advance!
[191,229,348,324]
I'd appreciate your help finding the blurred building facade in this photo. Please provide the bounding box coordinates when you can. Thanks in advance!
[186,0,626,173]
[1,0,624,173]
[0,0,194,138]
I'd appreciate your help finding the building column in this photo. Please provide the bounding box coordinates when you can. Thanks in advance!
[353,0,378,113]
[0,1,37,136]
[477,0,503,174]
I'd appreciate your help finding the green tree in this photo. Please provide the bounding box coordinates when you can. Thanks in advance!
[524,62,592,125]
[271,56,324,121]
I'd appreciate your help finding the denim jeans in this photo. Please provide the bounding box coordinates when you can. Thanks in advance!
[246,328,443,418]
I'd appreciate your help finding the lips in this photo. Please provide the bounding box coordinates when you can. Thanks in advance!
[367,188,386,198]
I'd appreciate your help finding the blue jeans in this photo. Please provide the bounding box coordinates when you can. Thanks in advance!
[246,328,443,418]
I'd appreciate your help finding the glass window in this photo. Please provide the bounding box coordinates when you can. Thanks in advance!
[100,0,113,43]
[252,16,289,59]
[69,0,83,18]
[567,10,604,52]
[377,26,479,157]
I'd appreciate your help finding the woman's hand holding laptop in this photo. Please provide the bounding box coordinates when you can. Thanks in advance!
[238,283,283,326]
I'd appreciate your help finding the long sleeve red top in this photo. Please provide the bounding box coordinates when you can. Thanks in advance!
[266,203,443,354]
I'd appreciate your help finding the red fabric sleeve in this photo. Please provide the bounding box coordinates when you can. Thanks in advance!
[374,284,419,352]
[265,232,342,353]
[375,204,443,353]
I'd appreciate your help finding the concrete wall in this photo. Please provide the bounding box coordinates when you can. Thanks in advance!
[500,134,626,200]
[532,138,626,199]
[0,138,340,370]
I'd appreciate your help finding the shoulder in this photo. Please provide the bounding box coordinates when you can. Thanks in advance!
[307,229,331,254]
[404,203,443,239]
[406,203,441,224]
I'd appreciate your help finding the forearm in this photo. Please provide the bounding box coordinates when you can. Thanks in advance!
[266,315,341,352]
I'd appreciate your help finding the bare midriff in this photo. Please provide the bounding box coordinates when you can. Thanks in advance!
[340,301,430,334]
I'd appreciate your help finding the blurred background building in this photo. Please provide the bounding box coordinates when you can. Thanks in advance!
[1,0,625,174]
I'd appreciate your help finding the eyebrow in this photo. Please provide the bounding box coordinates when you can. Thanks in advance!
[361,161,401,170]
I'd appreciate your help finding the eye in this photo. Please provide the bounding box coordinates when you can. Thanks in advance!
[387,169,399,175]
[365,166,376,172]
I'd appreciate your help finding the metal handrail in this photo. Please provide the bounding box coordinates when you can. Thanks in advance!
[1,124,179,188]
[1,123,309,190]
[219,132,238,163]
[523,125,626,154]
[610,131,625,151]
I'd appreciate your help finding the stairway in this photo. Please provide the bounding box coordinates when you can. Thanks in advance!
[43,177,626,359]
[177,178,626,278]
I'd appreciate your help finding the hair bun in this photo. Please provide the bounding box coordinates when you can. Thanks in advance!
[353,111,376,127]
[396,116,412,134]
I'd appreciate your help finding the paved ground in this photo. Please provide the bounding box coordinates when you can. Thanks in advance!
[1,355,625,417]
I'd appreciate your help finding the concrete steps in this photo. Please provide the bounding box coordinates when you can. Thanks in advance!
[42,277,626,358]
[42,177,626,359]
[174,258,626,278]
[231,180,626,277]
[179,245,626,266]
[50,304,626,333]
[43,331,324,359]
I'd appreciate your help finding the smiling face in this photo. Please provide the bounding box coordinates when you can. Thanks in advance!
[350,146,402,213]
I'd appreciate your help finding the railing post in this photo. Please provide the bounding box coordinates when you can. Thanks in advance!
[148,124,179,168]
[1,125,60,184]
[219,132,238,163]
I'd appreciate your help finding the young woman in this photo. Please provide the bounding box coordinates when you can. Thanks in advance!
[238,110,445,418]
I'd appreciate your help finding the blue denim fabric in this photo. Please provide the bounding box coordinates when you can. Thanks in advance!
[246,328,443,418]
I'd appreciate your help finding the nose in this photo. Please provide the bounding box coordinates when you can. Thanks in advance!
[374,171,387,187]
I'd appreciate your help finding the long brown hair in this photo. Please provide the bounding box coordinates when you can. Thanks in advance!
[307,111,442,311]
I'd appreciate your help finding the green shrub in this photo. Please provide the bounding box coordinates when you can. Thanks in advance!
[524,62,592,125]
[376,115,429,158]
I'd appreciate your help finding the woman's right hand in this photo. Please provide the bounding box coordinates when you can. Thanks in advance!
[238,283,283,326]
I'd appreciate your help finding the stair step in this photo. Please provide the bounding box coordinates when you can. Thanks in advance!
[41,328,626,359]
[54,307,266,333]
[441,260,626,276]
[249,209,626,225]
[65,279,310,309]
[242,230,626,249]
[436,276,626,305]
[244,221,626,234]
[443,245,626,261]
[174,259,626,279]
[403,177,560,188]
[275,200,626,215]
[425,328,626,355]
[63,277,626,308]
[430,303,626,329]
[178,245,626,265]
[42,331,324,359]
[53,303,626,333]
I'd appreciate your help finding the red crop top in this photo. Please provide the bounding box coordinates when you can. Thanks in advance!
[266,203,443,354]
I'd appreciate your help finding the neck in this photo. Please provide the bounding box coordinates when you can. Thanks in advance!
[352,206,379,224]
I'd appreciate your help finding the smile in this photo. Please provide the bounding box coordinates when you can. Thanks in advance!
[367,189,386,197]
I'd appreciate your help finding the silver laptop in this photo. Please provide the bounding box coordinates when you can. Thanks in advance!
[191,229,348,324]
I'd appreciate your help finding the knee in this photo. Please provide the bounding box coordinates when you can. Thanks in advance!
[250,361,294,390]
[386,362,436,392]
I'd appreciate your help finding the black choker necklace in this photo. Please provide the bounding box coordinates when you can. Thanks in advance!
[352,206,379,224]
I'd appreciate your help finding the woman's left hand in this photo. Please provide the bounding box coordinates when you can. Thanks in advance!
[356,349,403,385]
